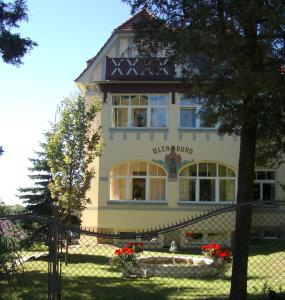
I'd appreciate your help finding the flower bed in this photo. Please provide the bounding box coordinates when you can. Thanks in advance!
[112,243,232,278]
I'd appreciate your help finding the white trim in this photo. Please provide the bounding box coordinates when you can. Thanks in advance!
[110,94,169,129]
[109,161,168,202]
[179,162,237,203]
[178,95,218,129]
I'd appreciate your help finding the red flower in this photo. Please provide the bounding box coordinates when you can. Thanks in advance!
[115,249,123,255]
[218,250,231,258]
[120,247,134,254]
[201,243,221,251]
[185,231,193,238]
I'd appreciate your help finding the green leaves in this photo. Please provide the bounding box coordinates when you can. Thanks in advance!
[47,94,103,225]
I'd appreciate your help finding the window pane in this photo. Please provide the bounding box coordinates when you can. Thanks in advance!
[253,183,261,201]
[151,108,167,127]
[118,164,127,176]
[199,179,215,201]
[140,95,148,105]
[257,171,266,180]
[157,167,166,176]
[227,168,235,177]
[110,178,126,200]
[112,108,128,127]
[208,163,216,177]
[263,183,275,202]
[266,171,275,180]
[199,163,207,176]
[130,95,140,105]
[112,96,120,106]
[189,164,197,176]
[180,97,198,106]
[131,108,147,127]
[149,95,159,105]
[180,179,196,201]
[180,108,196,127]
[219,179,235,202]
[150,178,165,200]
[121,96,129,105]
[219,165,235,177]
[132,178,146,200]
[218,165,226,177]
[130,161,147,175]
[159,95,168,105]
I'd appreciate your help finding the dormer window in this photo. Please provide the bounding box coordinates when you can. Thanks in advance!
[111,94,168,128]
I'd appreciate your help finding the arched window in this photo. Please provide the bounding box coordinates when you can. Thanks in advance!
[109,161,167,202]
[179,162,236,203]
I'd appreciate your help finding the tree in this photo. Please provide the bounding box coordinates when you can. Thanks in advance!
[122,1,285,299]
[0,146,3,156]
[47,94,103,225]
[17,141,52,218]
[0,0,37,65]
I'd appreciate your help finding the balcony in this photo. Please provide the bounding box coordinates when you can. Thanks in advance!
[105,57,175,81]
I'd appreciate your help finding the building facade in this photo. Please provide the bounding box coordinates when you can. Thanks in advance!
[75,10,285,246]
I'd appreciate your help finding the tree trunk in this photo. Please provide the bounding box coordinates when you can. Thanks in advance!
[230,101,258,300]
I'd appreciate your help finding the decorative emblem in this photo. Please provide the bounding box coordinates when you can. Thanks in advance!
[153,146,193,180]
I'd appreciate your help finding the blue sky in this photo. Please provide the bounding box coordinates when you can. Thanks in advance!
[0,0,131,205]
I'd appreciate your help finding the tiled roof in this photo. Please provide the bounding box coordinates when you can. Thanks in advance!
[114,8,154,32]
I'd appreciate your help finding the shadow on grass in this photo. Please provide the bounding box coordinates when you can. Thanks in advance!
[66,254,109,265]
[0,270,48,300]
[249,241,285,256]
[60,275,226,300]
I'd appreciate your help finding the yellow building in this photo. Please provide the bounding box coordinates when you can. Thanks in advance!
[75,10,285,246]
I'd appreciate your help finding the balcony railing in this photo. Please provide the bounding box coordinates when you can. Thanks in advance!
[105,57,175,81]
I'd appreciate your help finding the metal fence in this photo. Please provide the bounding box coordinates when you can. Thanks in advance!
[1,202,285,300]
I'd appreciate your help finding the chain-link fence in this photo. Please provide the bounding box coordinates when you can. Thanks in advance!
[1,203,285,299]
[0,215,50,300]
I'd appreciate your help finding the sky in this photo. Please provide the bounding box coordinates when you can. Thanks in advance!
[0,0,131,205]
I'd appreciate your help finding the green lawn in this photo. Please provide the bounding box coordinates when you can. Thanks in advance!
[1,242,285,300]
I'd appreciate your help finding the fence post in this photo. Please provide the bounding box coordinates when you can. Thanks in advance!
[48,205,61,300]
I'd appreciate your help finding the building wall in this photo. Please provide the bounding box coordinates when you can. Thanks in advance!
[81,90,285,231]
[78,30,285,236]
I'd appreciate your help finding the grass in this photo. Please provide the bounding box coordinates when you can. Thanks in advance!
[1,242,284,299]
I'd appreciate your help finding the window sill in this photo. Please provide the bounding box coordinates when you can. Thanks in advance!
[177,201,236,205]
[108,200,167,205]
[178,127,218,132]
[109,128,168,132]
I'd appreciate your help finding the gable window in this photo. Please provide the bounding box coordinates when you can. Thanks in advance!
[179,163,236,203]
[179,96,216,129]
[253,170,275,203]
[109,161,167,202]
[112,95,168,128]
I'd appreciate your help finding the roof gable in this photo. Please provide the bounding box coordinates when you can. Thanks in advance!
[75,9,154,83]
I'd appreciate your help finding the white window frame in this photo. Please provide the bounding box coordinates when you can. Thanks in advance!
[179,162,237,203]
[253,169,276,203]
[179,95,218,129]
[109,161,167,203]
[111,94,169,129]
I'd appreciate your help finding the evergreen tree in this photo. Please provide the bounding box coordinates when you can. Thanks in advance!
[0,0,37,65]
[123,1,285,299]
[17,142,52,218]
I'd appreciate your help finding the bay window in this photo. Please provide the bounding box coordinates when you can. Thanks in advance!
[112,95,168,128]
